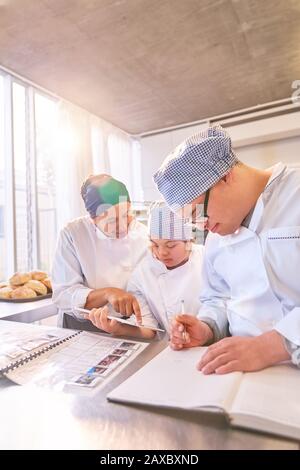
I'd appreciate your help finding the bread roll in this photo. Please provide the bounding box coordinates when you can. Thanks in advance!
[11,286,37,299]
[0,282,8,289]
[0,287,14,299]
[42,277,52,291]
[30,270,48,281]
[25,280,47,296]
[9,272,32,286]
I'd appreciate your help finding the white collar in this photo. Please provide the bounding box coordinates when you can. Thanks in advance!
[248,162,286,232]
[147,246,195,275]
[219,162,287,246]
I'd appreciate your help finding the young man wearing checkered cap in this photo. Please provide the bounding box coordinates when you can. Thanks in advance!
[153,125,300,373]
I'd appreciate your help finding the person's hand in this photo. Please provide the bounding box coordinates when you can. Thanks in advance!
[197,331,290,374]
[170,314,213,350]
[104,288,142,324]
[84,306,122,334]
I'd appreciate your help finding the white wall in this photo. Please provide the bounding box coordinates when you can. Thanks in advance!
[140,112,300,201]
[140,123,208,202]
[235,135,300,169]
[227,111,300,168]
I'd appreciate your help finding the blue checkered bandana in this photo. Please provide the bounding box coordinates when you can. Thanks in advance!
[153,125,238,208]
[149,205,193,240]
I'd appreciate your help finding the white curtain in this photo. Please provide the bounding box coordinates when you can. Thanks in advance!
[90,115,112,175]
[107,133,144,205]
[91,115,144,205]
[54,102,144,232]
[55,101,94,230]
[131,139,144,204]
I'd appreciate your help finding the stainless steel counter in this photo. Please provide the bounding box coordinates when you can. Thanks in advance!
[0,298,57,322]
[0,333,298,450]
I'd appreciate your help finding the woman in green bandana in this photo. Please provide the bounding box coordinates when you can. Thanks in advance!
[52,174,149,331]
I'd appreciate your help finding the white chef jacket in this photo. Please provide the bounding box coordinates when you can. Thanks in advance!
[52,216,149,325]
[198,162,300,346]
[127,244,204,334]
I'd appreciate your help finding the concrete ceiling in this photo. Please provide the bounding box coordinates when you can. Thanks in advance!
[0,0,299,134]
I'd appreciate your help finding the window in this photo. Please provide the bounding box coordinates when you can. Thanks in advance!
[0,69,140,282]
[35,92,58,272]
[0,74,5,280]
[0,71,59,280]
[13,82,28,272]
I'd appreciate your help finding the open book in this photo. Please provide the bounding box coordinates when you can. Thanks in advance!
[0,320,148,390]
[108,346,300,441]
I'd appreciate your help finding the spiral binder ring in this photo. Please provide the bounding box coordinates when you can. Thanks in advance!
[1,330,82,375]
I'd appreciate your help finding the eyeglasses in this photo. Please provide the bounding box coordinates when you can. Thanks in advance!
[203,189,210,219]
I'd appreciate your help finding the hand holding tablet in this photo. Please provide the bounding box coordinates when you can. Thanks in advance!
[74,307,165,333]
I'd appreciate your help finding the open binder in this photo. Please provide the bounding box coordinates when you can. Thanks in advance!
[0,320,147,389]
[0,329,82,375]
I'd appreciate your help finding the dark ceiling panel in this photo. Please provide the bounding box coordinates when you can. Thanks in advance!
[0,0,299,134]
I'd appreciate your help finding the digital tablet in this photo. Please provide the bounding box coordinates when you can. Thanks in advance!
[74,307,165,333]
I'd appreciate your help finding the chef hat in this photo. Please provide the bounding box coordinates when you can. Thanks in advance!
[149,204,193,241]
[81,174,130,218]
[153,125,238,208]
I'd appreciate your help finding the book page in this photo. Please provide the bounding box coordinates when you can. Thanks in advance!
[108,346,242,410]
[230,363,300,433]
[5,332,148,392]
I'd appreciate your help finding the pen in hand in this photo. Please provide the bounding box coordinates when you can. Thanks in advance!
[180,300,188,344]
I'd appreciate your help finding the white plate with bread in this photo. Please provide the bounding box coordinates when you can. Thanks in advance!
[0,271,52,302]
